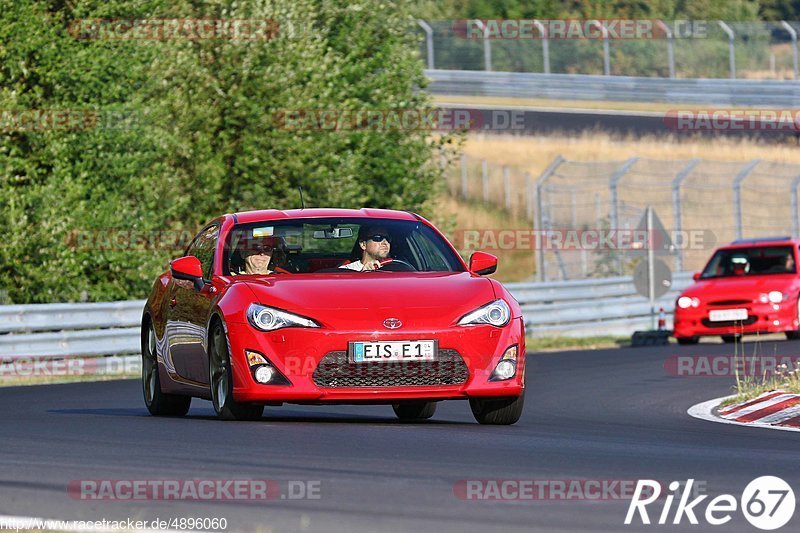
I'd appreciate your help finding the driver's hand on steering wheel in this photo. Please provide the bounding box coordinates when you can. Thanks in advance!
[362,259,382,271]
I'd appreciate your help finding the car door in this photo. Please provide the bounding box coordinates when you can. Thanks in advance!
[166,223,219,386]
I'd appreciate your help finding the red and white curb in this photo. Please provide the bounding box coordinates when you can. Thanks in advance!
[688,390,800,433]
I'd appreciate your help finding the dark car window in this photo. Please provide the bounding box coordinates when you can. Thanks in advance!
[701,245,796,279]
[186,225,219,279]
[222,218,464,275]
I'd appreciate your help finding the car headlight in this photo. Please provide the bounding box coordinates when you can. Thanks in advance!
[247,304,320,331]
[769,291,786,304]
[458,299,511,327]
[677,296,700,309]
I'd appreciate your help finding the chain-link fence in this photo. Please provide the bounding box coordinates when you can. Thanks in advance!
[446,154,800,281]
[418,20,800,80]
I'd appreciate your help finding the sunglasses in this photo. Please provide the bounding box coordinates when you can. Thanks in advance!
[244,244,274,254]
[365,234,391,243]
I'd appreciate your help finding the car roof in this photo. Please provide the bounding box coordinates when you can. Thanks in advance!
[230,208,420,225]
[719,237,800,250]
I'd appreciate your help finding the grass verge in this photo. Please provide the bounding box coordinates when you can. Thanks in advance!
[526,335,630,352]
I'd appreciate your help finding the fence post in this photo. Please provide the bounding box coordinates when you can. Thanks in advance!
[590,20,610,75]
[781,21,798,80]
[535,155,565,282]
[416,20,435,70]
[503,165,511,210]
[609,157,639,274]
[481,160,489,203]
[532,20,550,74]
[792,175,800,237]
[672,159,700,272]
[718,21,736,79]
[460,154,468,199]
[470,19,492,71]
[525,172,534,221]
[656,20,675,78]
[732,159,761,240]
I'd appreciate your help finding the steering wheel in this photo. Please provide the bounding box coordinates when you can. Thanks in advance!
[377,258,417,272]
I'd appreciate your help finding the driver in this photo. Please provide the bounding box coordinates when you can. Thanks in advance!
[339,226,392,271]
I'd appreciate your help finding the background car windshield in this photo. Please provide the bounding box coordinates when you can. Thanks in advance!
[700,246,796,278]
[223,218,464,274]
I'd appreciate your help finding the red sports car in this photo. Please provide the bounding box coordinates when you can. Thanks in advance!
[141,209,525,424]
[673,237,800,344]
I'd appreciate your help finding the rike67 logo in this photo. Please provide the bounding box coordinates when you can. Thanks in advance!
[626,477,795,530]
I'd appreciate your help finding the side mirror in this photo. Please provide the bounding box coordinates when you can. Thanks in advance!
[469,251,498,276]
[171,256,205,291]
[692,272,701,281]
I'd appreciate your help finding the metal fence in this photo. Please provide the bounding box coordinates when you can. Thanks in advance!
[446,154,800,281]
[417,20,800,80]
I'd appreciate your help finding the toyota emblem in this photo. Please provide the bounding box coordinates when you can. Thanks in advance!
[383,318,403,329]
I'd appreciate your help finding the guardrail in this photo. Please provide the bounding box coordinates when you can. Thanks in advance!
[0,274,695,359]
[425,69,800,106]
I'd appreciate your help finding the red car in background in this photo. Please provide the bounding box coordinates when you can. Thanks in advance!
[673,237,800,344]
[141,208,526,424]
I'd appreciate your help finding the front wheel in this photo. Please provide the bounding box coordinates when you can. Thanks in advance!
[676,336,699,345]
[209,322,264,421]
[721,335,741,344]
[392,401,436,421]
[470,392,524,425]
[142,320,191,416]
[786,297,800,340]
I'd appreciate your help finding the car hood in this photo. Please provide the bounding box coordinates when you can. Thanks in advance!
[683,275,796,300]
[242,272,496,329]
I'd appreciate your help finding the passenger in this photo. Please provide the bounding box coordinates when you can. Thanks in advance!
[339,226,392,271]
[234,235,277,275]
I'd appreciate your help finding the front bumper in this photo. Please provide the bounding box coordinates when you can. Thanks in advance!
[225,317,526,404]
[673,300,798,338]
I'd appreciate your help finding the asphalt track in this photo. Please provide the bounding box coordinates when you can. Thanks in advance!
[1,340,799,532]
[440,103,800,140]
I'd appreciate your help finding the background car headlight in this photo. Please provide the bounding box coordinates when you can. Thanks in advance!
[247,304,320,331]
[677,296,699,309]
[458,299,511,327]
[768,291,786,304]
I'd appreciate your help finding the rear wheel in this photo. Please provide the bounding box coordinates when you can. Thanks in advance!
[392,401,436,421]
[470,392,524,425]
[676,336,699,345]
[142,320,191,416]
[209,322,264,421]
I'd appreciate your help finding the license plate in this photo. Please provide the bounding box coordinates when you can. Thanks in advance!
[349,340,437,363]
[708,308,748,322]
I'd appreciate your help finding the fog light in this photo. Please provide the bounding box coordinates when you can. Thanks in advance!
[254,365,274,384]
[493,360,516,380]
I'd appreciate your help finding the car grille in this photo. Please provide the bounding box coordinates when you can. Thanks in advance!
[701,316,758,328]
[707,299,751,306]
[312,349,469,388]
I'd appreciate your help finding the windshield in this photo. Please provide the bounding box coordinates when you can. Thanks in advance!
[222,217,464,275]
[700,245,796,279]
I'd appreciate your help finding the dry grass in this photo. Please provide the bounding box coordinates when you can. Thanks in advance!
[462,132,800,178]
[434,193,537,282]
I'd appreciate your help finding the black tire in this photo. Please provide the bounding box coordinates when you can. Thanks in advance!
[392,401,436,420]
[470,392,524,425]
[209,322,264,421]
[676,336,699,345]
[786,297,800,339]
[721,335,741,344]
[142,319,191,416]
